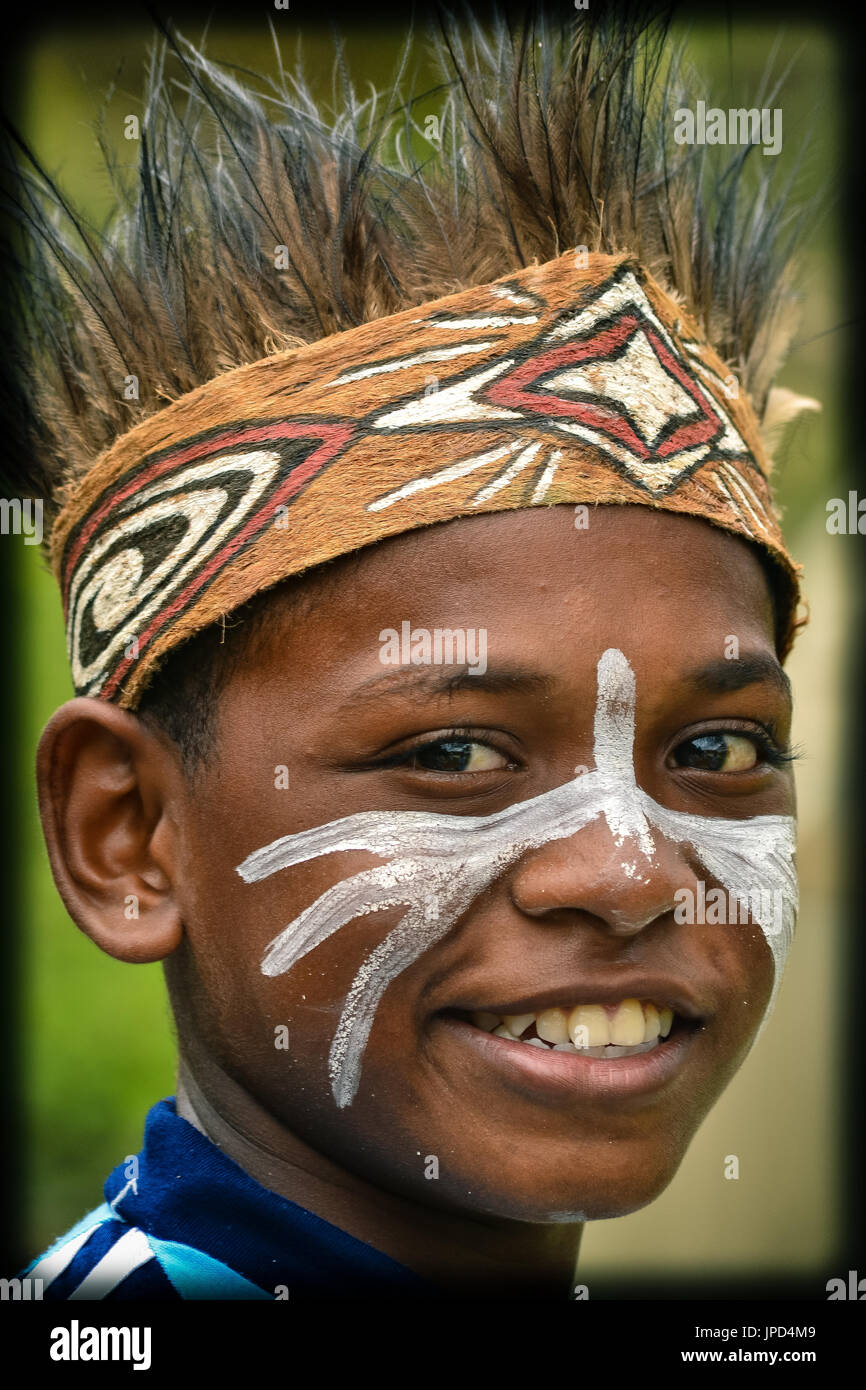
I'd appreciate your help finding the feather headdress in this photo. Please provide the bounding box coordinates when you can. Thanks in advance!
[1,3,817,536]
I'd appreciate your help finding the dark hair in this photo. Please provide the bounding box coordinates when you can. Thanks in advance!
[136,587,280,779]
[137,544,370,776]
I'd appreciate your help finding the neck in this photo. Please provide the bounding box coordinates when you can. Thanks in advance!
[175,1048,582,1297]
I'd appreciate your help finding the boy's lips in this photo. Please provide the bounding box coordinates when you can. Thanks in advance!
[433,975,710,1105]
[438,1011,701,1104]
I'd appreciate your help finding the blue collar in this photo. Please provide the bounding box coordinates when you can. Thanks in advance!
[105,1097,431,1296]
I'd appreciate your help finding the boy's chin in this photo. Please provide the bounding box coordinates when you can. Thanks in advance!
[378,1143,688,1225]
[472,1170,680,1223]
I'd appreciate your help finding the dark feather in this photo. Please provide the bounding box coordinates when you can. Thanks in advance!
[0,0,821,545]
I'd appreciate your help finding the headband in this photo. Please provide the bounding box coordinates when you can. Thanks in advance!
[52,250,802,707]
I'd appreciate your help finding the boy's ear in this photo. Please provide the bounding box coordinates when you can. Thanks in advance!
[36,697,187,963]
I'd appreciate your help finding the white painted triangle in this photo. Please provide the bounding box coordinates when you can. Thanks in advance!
[372,361,522,429]
[543,330,700,447]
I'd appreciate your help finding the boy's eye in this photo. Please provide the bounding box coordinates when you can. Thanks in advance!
[672,732,759,773]
[409,738,510,773]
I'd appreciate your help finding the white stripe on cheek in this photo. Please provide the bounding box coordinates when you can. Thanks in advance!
[238,648,797,1106]
[643,796,797,1039]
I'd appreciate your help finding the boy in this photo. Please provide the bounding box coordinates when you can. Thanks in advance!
[6,6,814,1298]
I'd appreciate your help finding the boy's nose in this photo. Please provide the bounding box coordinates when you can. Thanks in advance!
[509,815,695,937]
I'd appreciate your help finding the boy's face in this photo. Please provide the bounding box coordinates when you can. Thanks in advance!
[57,505,797,1222]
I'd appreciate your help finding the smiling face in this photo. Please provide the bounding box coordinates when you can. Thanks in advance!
[164,505,796,1222]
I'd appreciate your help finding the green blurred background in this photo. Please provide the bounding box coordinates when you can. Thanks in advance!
[13,7,846,1282]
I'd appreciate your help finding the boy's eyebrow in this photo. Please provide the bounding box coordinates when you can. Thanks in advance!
[346,664,556,704]
[685,653,792,701]
[342,652,790,709]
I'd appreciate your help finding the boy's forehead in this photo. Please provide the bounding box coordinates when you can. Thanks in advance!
[284,505,775,625]
[235,507,782,713]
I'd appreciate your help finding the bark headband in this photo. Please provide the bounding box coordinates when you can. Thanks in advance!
[51,249,802,708]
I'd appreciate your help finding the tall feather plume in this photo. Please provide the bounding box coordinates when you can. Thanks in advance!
[0,0,819,547]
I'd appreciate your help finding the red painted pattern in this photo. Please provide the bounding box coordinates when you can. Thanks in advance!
[63,421,353,609]
[76,422,354,699]
[485,317,721,460]
[642,328,723,457]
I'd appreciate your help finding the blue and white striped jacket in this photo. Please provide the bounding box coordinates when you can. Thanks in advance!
[18,1098,428,1300]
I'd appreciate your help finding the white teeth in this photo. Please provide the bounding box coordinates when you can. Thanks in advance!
[643,1002,661,1044]
[535,1008,570,1044]
[470,997,680,1055]
[582,1040,660,1058]
[609,998,645,1047]
[568,1003,610,1048]
[502,1012,535,1038]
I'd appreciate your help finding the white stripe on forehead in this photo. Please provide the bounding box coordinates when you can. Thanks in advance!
[594,648,655,857]
[237,648,797,1108]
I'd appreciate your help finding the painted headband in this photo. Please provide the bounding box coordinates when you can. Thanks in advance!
[52,250,802,708]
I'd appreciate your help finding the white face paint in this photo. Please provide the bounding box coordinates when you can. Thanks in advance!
[237,648,797,1108]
